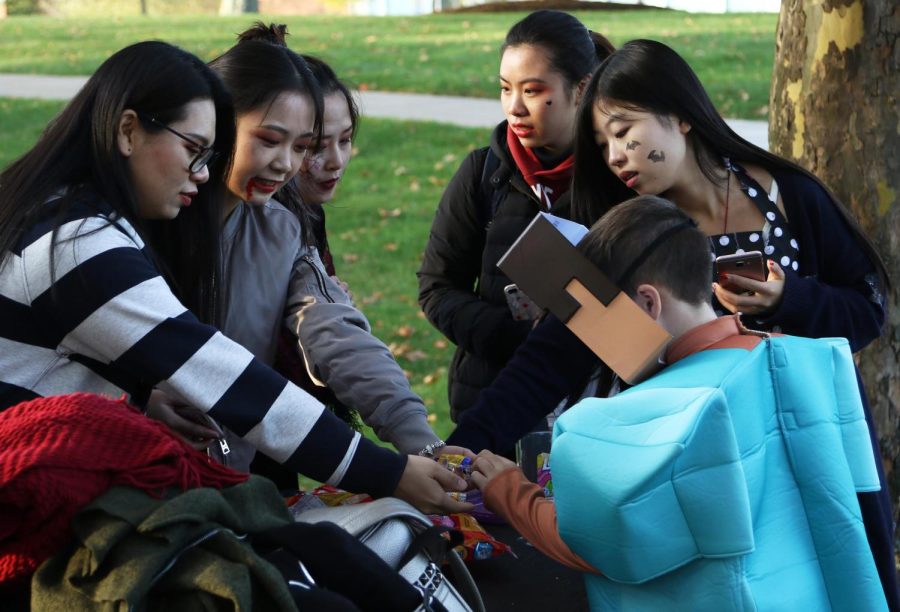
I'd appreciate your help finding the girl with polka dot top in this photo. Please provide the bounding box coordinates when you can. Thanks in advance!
[572,39,887,352]
[567,39,896,606]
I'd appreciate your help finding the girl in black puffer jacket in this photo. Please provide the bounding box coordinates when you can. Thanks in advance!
[417,10,614,422]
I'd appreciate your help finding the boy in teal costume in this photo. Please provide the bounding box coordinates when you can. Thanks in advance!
[472,196,887,611]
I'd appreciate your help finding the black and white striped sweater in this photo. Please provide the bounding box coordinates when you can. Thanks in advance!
[0,193,405,496]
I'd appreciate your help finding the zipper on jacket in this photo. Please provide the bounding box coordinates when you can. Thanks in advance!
[300,255,336,303]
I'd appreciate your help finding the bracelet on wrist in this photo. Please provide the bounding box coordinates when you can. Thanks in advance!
[418,440,446,459]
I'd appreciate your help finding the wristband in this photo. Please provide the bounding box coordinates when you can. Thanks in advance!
[418,440,446,459]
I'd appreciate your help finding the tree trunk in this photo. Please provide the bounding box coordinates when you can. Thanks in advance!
[770,0,899,514]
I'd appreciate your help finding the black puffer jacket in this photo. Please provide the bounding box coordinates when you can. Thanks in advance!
[417,121,573,421]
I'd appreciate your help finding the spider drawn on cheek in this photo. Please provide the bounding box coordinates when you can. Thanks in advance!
[648,150,666,163]
[306,155,325,171]
[626,140,641,151]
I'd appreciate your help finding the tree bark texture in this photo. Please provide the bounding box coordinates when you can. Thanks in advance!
[771,0,899,511]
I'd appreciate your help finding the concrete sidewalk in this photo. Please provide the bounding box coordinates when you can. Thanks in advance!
[0,73,769,149]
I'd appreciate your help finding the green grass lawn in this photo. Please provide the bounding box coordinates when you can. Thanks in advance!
[0,11,776,118]
[0,96,490,441]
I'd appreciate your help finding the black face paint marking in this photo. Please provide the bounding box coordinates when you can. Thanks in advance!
[546,100,552,106]
[648,150,666,163]
[626,140,641,151]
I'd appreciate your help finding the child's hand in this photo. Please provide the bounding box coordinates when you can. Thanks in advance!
[470,450,518,490]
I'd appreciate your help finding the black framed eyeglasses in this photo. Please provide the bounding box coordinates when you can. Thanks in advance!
[138,113,218,173]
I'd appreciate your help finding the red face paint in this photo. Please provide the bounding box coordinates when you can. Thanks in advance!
[245,178,257,200]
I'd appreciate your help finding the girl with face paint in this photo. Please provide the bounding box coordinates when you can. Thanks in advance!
[291,54,358,291]
[142,23,468,515]
[418,10,614,424]
[573,46,895,605]
[449,38,896,607]
[573,40,887,345]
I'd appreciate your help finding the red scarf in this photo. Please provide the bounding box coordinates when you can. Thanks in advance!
[0,393,247,587]
[506,125,574,209]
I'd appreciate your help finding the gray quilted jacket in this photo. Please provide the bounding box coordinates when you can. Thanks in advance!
[209,200,440,470]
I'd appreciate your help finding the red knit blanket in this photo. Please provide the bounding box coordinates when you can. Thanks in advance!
[0,393,248,587]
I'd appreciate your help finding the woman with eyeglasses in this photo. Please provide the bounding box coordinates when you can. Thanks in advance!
[0,41,468,516]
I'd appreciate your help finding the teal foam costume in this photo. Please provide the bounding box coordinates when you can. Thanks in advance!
[552,324,886,610]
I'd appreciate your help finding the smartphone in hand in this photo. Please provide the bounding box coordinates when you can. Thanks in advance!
[504,283,543,321]
[715,251,766,293]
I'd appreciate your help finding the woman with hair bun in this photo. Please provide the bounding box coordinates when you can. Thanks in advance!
[417,10,615,424]
[143,23,468,512]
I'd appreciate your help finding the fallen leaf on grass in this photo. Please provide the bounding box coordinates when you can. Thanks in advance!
[433,339,448,349]
[405,350,428,362]
[388,342,412,358]
[361,291,383,305]
[396,325,414,338]
[384,243,398,252]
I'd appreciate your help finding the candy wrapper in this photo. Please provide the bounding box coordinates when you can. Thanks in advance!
[430,512,513,562]
[437,453,473,478]
[447,488,505,525]
[536,452,553,498]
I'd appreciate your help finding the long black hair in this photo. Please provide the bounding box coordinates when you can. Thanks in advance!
[503,10,615,92]
[209,22,325,244]
[571,39,888,287]
[0,41,235,324]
